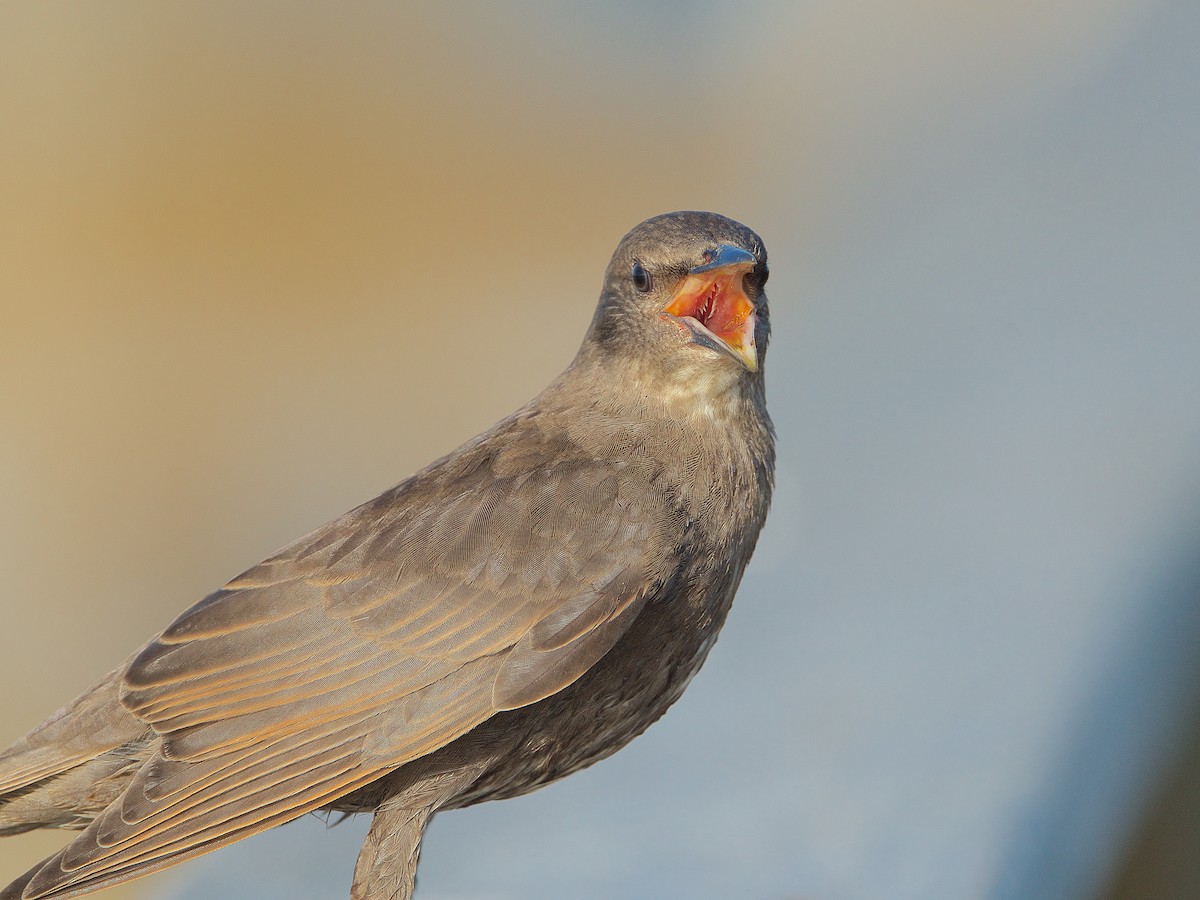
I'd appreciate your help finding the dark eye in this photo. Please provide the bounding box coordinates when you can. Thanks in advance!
[631,261,653,292]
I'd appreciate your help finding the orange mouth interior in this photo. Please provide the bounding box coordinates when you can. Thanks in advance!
[662,268,757,369]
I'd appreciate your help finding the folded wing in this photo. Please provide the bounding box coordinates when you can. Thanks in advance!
[15,435,680,899]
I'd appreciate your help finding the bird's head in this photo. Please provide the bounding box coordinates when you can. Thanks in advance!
[583,212,769,400]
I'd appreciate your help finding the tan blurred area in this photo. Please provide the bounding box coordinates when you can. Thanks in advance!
[0,2,1161,897]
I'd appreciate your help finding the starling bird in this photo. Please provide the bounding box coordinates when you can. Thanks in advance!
[0,211,774,899]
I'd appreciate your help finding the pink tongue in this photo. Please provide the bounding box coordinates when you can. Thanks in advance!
[704,291,743,336]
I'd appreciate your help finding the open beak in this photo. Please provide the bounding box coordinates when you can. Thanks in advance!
[661,245,759,371]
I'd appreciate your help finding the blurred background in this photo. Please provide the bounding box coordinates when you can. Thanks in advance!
[2,2,1199,898]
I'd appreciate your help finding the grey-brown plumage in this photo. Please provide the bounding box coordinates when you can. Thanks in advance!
[0,211,774,899]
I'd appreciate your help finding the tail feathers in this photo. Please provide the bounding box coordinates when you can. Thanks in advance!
[1,666,149,835]
[0,668,141,796]
[0,752,145,837]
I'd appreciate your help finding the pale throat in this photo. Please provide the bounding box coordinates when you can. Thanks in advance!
[643,356,750,425]
[562,343,756,427]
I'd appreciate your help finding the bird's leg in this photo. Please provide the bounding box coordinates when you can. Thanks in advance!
[348,759,491,900]
[350,801,434,900]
